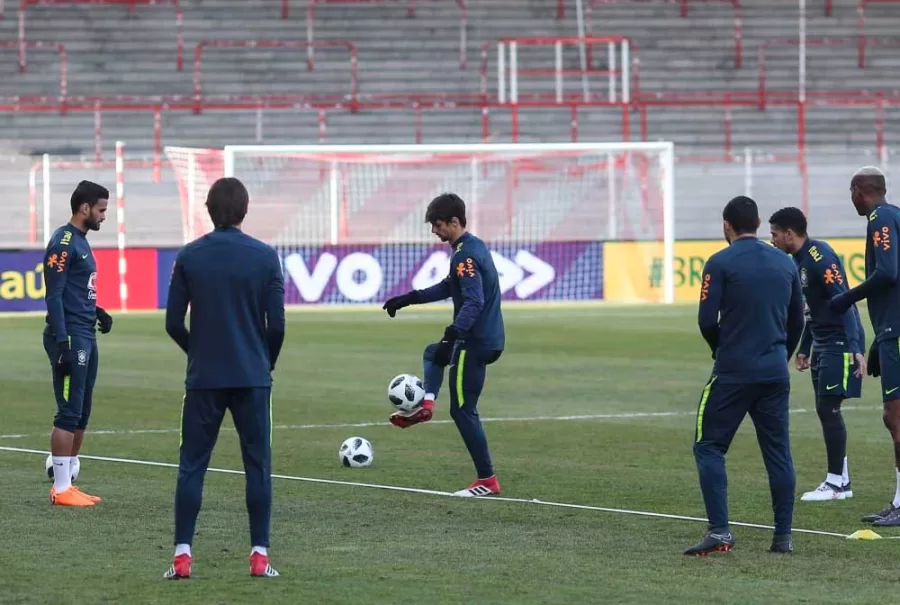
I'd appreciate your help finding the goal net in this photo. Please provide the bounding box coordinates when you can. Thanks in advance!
[166,143,675,305]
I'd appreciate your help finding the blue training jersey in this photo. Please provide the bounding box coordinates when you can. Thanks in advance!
[43,224,98,342]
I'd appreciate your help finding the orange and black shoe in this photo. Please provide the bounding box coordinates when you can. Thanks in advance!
[50,486,95,507]
[453,475,501,498]
[250,552,280,577]
[684,531,735,556]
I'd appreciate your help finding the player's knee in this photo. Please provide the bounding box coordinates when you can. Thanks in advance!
[816,396,843,425]
[449,401,474,421]
[53,412,79,433]
[423,343,440,362]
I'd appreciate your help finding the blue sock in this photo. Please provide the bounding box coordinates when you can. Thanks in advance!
[422,343,444,400]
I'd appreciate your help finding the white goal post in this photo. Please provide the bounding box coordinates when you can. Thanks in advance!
[168,142,675,305]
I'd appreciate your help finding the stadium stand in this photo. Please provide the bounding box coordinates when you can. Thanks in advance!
[0,0,899,246]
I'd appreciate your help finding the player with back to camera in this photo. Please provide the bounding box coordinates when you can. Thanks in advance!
[830,166,900,527]
[42,180,114,507]
[164,177,286,579]
[769,207,865,502]
[687,196,804,556]
[382,193,506,497]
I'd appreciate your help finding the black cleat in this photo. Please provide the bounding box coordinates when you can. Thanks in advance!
[873,507,900,527]
[862,503,897,523]
[684,531,735,556]
[769,533,793,553]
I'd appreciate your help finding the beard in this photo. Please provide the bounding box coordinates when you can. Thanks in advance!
[86,218,102,231]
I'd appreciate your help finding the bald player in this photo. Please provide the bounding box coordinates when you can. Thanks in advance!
[830,166,900,526]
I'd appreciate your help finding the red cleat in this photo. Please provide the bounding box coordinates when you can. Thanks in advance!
[163,554,191,579]
[250,552,280,577]
[453,475,501,497]
[389,400,434,428]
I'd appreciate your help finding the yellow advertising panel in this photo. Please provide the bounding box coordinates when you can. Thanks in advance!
[603,238,867,303]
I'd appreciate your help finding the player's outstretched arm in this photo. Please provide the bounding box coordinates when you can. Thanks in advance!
[831,215,898,312]
[786,266,805,358]
[164,254,191,354]
[697,257,723,356]
[382,278,451,317]
[265,252,286,371]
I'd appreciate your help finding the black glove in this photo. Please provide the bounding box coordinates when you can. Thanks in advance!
[96,306,113,334]
[433,325,459,367]
[382,292,418,318]
[868,341,881,378]
[54,341,72,376]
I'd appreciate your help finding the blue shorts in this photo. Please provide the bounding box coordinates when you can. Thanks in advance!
[810,350,862,400]
[43,332,99,432]
[878,337,900,402]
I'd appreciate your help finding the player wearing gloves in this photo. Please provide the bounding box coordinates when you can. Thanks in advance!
[382,193,506,497]
[42,180,111,507]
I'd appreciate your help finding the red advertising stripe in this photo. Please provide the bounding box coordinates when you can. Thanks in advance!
[93,248,158,311]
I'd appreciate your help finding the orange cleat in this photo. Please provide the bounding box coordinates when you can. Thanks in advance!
[163,554,192,580]
[50,486,96,507]
[250,552,280,577]
[71,486,102,503]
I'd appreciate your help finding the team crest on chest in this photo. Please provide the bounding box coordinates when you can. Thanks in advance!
[800,267,808,287]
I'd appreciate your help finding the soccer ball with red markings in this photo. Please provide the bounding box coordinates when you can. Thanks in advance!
[45,454,80,482]
[387,373,425,412]
[339,437,373,468]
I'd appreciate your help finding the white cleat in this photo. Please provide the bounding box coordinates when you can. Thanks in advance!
[800,481,847,501]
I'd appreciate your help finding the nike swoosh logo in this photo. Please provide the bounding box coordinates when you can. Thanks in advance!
[887,387,900,395]
[81,254,88,259]
[53,462,63,466]
[826,384,840,390]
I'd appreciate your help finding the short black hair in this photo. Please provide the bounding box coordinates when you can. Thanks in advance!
[768,206,808,237]
[206,177,249,228]
[723,195,760,235]
[70,180,109,214]
[425,192,466,227]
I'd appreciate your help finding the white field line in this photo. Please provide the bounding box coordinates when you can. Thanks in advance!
[0,405,882,440]
[0,445,866,540]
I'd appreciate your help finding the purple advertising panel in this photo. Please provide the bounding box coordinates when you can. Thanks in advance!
[0,251,46,311]
[277,242,603,305]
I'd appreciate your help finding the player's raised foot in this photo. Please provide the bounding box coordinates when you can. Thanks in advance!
[683,531,734,556]
[453,475,501,497]
[71,486,102,503]
[769,533,793,553]
[49,486,95,507]
[861,503,897,523]
[250,553,279,577]
[872,507,900,527]
[800,481,847,502]
[163,554,191,580]
[389,400,434,429]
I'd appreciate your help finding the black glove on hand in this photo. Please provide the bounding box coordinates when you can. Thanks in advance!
[382,292,418,318]
[433,325,459,367]
[96,306,113,334]
[868,340,881,378]
[54,341,72,376]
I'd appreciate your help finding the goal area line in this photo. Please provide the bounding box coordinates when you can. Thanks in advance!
[0,445,883,542]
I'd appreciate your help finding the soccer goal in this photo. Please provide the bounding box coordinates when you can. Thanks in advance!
[166,142,675,305]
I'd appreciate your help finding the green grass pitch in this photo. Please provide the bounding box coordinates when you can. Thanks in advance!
[1,305,899,604]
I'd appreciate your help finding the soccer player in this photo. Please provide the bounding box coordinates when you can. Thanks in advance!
[829,166,900,526]
[687,196,805,556]
[43,180,112,507]
[381,193,505,497]
[164,177,285,579]
[769,207,865,501]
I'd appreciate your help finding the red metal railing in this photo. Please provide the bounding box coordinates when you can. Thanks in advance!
[0,41,67,102]
[757,36,900,109]
[306,0,467,70]
[585,0,742,68]
[192,40,359,114]
[18,0,183,71]
[857,0,900,67]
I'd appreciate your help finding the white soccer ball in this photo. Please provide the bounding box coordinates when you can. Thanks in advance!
[387,373,426,412]
[45,454,80,482]
[339,437,373,468]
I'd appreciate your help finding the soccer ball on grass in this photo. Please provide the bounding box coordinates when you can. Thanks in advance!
[45,454,80,482]
[387,373,425,412]
[339,436,373,468]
